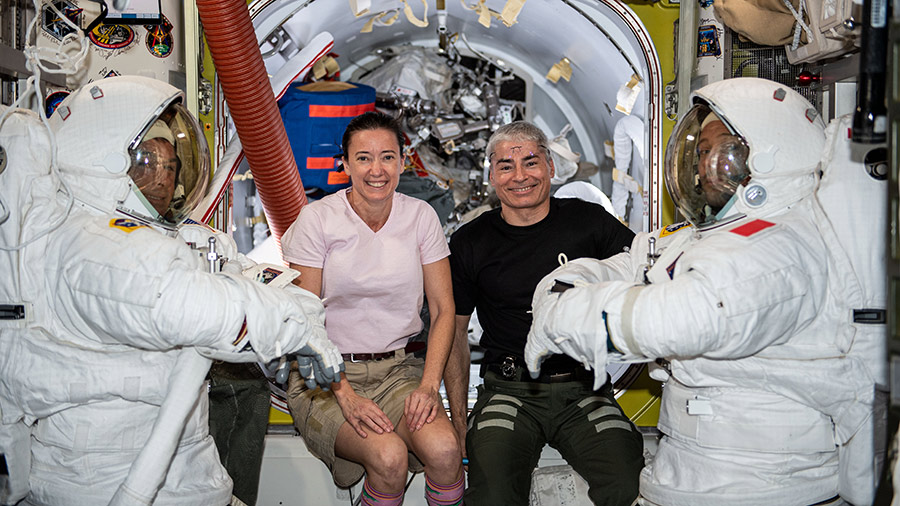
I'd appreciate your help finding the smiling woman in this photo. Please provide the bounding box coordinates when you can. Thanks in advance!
[341,123,404,231]
[280,112,465,505]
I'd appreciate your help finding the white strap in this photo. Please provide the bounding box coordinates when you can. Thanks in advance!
[782,0,814,50]
[612,168,642,194]
[619,285,645,356]
[401,0,429,27]
[348,0,371,16]
[361,9,400,33]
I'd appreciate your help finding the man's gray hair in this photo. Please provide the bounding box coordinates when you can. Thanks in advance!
[486,121,551,162]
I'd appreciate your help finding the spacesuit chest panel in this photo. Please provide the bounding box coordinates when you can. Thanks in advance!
[643,222,694,284]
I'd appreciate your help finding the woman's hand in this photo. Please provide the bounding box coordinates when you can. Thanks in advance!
[334,386,394,438]
[404,383,441,432]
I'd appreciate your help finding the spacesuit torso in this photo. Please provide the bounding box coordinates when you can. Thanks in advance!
[622,199,874,506]
[2,208,234,506]
[0,76,342,506]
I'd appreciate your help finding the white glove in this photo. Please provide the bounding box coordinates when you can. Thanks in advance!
[534,257,614,293]
[525,288,593,380]
[525,257,615,376]
[527,261,636,390]
[278,284,343,388]
[196,274,342,374]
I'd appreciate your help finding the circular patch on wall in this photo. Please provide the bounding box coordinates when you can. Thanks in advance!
[89,23,135,50]
[144,14,174,58]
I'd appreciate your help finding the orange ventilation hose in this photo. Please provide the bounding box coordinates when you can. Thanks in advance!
[195,0,307,242]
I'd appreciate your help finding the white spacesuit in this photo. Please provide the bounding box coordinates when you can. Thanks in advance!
[610,114,645,232]
[0,76,342,506]
[525,78,883,505]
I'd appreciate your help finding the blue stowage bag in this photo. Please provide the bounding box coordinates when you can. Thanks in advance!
[278,81,376,194]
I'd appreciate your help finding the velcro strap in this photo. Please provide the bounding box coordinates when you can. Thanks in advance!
[620,285,645,356]
[853,308,886,324]
[0,304,25,320]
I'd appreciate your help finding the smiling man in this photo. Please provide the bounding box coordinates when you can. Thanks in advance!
[445,121,644,505]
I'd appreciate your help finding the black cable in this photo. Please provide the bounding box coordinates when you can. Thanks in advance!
[81,0,108,37]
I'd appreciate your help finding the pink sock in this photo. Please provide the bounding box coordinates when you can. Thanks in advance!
[361,478,404,506]
[425,473,464,506]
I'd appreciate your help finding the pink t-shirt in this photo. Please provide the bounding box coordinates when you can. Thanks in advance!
[282,190,450,353]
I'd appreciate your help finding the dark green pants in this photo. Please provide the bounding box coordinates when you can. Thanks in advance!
[465,371,644,506]
[208,363,271,506]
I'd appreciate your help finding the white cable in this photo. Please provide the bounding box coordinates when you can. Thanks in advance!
[782,0,814,50]
[0,0,87,251]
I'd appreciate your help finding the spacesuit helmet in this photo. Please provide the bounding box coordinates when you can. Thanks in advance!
[50,75,210,228]
[664,77,825,228]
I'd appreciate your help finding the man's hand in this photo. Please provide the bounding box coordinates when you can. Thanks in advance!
[404,383,441,432]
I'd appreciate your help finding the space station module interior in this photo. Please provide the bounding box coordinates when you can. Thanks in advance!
[0,0,897,505]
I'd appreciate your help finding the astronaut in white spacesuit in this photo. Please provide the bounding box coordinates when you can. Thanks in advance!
[524,77,883,505]
[0,75,343,506]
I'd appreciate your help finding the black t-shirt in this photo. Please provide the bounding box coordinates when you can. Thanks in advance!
[449,197,635,373]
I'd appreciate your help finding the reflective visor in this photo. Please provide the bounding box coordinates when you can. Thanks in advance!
[664,104,750,227]
[127,102,210,225]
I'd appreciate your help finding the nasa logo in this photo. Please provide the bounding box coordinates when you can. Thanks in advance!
[144,15,174,58]
[109,218,148,233]
[45,90,70,118]
[89,23,134,50]
[659,221,691,238]
[41,0,81,41]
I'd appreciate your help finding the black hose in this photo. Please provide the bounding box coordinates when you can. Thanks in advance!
[852,0,889,143]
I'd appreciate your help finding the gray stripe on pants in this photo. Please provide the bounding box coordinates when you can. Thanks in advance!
[577,395,613,409]
[588,405,622,421]
[595,419,634,433]
[482,404,519,417]
[491,394,524,406]
[478,419,515,431]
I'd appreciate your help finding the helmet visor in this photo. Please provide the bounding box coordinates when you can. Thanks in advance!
[127,102,210,225]
[664,104,750,227]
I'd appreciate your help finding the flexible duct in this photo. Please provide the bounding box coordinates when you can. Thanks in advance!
[195,0,307,241]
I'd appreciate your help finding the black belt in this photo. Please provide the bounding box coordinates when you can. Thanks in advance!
[341,341,426,363]
[486,356,591,384]
[342,351,396,362]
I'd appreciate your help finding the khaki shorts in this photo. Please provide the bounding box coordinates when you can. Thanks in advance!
[286,349,426,487]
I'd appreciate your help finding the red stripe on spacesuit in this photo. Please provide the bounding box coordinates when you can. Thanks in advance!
[730,219,775,237]
[306,156,336,169]
[308,103,375,117]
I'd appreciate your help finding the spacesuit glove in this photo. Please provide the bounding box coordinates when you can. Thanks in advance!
[533,257,613,298]
[295,355,319,390]
[525,290,593,378]
[293,338,344,390]
[524,323,562,378]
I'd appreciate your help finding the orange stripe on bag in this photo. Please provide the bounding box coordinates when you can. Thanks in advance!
[328,171,350,185]
[306,157,336,169]
[308,103,375,117]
